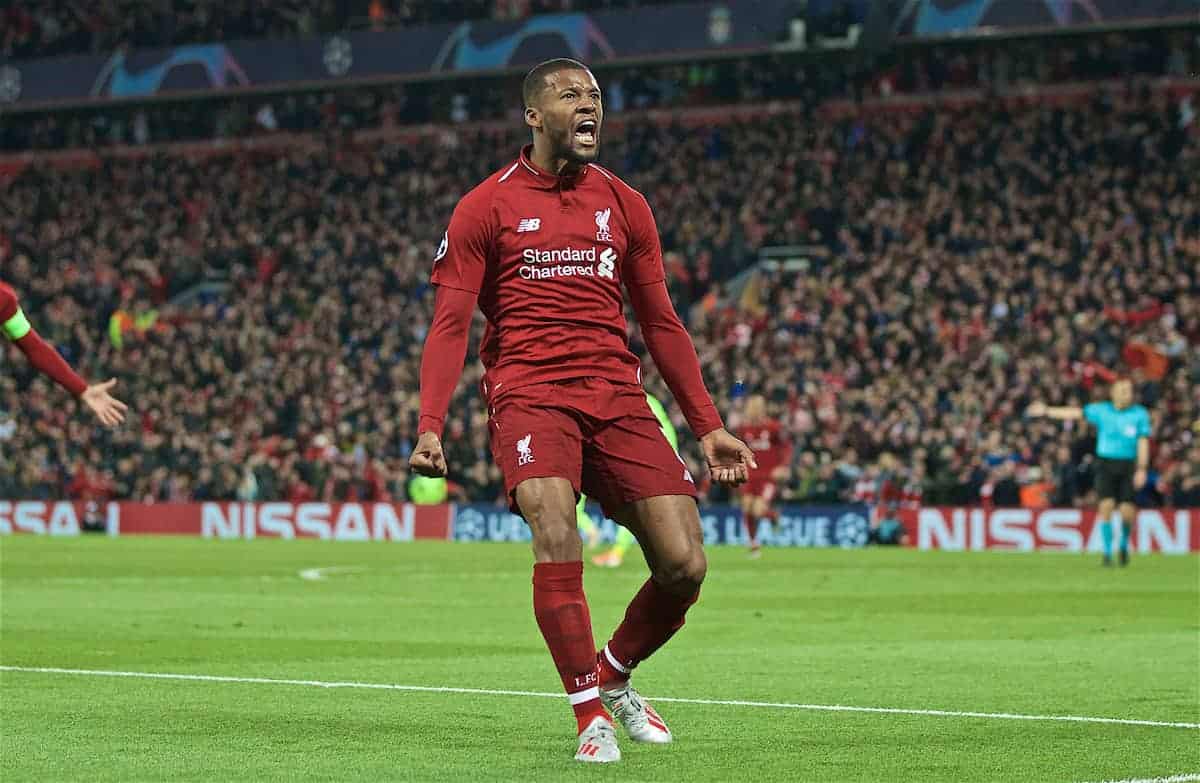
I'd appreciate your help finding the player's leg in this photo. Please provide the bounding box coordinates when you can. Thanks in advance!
[1093,459,1120,566]
[1116,460,1138,566]
[762,482,780,527]
[518,478,617,761]
[580,384,706,742]
[741,491,760,556]
[747,493,771,558]
[592,524,633,568]
[608,494,707,662]
[576,494,600,549]
[1117,501,1136,565]
[592,494,704,743]
[490,391,617,762]
[1097,497,1116,566]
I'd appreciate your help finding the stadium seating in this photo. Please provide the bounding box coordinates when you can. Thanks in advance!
[0,47,1196,508]
[0,1,690,60]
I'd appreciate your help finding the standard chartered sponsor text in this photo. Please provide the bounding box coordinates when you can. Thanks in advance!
[520,245,615,280]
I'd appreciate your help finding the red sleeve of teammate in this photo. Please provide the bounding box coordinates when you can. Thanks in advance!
[622,194,724,438]
[418,196,494,437]
[0,282,17,322]
[1,282,88,397]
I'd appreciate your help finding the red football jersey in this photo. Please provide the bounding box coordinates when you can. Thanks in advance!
[0,282,18,323]
[431,146,664,399]
[737,419,791,480]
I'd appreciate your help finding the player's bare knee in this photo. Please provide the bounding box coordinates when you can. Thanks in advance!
[655,549,706,593]
[517,479,581,561]
[532,521,581,560]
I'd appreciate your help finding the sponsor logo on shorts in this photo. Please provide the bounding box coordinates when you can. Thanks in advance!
[516,434,535,466]
[683,469,694,484]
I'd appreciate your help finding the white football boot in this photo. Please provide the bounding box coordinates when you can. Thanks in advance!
[574,716,621,763]
[601,682,673,743]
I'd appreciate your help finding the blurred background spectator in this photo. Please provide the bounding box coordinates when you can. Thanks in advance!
[0,14,1197,509]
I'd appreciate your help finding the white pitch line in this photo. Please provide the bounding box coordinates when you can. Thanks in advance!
[1,666,1197,731]
[297,566,367,581]
[1076,775,1200,783]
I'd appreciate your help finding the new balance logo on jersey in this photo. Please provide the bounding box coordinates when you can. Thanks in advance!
[595,208,612,242]
[517,434,535,466]
[517,217,541,233]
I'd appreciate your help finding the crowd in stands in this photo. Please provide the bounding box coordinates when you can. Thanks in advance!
[0,0,695,60]
[0,44,1198,509]
[3,26,1197,153]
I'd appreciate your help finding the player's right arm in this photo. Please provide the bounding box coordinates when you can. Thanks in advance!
[410,195,493,478]
[1026,402,1083,421]
[1,282,127,427]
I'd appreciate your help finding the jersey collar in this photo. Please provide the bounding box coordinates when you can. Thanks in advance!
[519,144,589,189]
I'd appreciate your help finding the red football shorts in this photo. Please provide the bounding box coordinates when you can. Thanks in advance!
[741,478,777,503]
[487,378,697,518]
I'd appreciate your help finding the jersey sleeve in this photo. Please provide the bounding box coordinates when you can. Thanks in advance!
[430,193,495,294]
[0,283,31,341]
[0,283,16,320]
[1137,409,1152,437]
[1083,403,1103,425]
[621,190,667,288]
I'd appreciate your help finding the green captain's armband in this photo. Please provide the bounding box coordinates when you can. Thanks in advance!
[2,307,32,341]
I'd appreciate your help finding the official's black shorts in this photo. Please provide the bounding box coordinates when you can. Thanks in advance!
[1094,457,1136,503]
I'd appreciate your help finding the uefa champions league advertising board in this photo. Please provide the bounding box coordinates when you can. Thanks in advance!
[452,503,874,548]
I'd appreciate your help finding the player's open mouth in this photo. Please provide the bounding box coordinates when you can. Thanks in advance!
[574,119,598,146]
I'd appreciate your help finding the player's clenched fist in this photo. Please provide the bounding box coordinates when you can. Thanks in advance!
[409,431,448,478]
[700,428,757,486]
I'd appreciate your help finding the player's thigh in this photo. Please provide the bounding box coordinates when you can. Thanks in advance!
[580,385,695,517]
[613,494,706,587]
[489,388,585,511]
[1117,501,1137,522]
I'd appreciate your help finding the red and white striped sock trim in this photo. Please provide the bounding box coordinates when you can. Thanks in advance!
[602,645,631,676]
[568,686,600,706]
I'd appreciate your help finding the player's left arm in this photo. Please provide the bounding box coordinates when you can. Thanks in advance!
[1134,409,1152,489]
[622,195,755,485]
[1,283,126,426]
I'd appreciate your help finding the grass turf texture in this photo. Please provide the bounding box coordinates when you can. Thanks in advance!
[0,537,1197,782]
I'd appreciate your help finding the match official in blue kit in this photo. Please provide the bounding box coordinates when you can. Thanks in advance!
[1027,378,1152,566]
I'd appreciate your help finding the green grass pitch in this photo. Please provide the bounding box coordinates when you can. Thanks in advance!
[1,536,1197,782]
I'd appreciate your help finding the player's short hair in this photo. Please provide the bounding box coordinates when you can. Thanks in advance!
[522,58,591,108]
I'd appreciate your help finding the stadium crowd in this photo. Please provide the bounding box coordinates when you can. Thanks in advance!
[4,26,1197,153]
[0,54,1198,508]
[1,0,699,59]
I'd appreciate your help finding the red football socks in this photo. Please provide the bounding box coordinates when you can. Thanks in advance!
[599,578,699,688]
[532,561,607,733]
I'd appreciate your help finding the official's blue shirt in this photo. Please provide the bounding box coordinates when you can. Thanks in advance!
[1084,402,1151,460]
